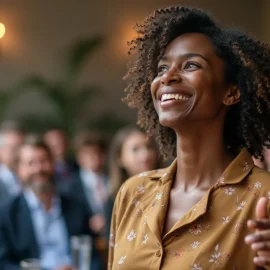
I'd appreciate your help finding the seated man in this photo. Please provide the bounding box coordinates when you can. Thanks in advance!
[0,138,95,270]
[72,132,109,217]
[44,128,78,179]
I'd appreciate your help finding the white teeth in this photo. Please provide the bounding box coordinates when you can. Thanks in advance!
[161,93,189,102]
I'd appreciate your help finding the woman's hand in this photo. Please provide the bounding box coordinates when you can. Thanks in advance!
[245,197,270,268]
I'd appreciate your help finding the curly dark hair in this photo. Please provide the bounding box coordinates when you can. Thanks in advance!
[123,5,270,159]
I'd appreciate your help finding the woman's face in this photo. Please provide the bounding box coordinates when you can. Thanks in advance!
[151,32,230,130]
[120,131,158,177]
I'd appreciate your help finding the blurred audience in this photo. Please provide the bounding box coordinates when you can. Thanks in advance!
[0,137,95,270]
[44,128,78,179]
[0,121,163,269]
[0,121,24,205]
[106,125,161,238]
[69,132,108,234]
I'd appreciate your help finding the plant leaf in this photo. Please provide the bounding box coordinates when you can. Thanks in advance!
[66,36,102,80]
[74,84,99,110]
[8,75,48,94]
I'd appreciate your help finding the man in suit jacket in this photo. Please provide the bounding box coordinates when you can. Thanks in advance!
[73,133,109,214]
[69,133,110,238]
[0,137,99,270]
[0,189,91,270]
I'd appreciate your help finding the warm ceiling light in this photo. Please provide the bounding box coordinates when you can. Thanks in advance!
[0,23,6,39]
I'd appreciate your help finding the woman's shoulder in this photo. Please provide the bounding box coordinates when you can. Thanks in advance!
[118,166,169,198]
[248,165,270,188]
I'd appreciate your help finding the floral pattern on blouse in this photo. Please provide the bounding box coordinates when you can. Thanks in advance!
[108,148,270,270]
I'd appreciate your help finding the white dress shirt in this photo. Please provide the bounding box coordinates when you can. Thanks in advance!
[24,189,72,270]
[79,169,108,215]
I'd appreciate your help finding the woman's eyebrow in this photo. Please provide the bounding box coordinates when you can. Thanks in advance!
[160,53,208,63]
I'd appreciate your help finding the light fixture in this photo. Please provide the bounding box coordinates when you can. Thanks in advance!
[0,23,6,39]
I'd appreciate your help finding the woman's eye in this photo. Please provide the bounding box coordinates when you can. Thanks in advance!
[158,66,168,73]
[184,62,200,70]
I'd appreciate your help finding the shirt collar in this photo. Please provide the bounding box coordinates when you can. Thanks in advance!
[80,168,104,188]
[24,189,41,210]
[80,168,94,178]
[23,189,62,217]
[148,148,254,186]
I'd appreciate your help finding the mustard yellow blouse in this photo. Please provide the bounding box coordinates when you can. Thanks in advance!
[109,148,270,270]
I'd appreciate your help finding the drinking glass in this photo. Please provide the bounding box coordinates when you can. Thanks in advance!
[20,259,41,270]
[71,235,92,270]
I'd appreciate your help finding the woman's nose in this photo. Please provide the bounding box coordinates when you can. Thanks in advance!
[161,69,181,85]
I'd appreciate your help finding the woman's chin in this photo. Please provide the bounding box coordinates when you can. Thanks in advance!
[159,115,186,129]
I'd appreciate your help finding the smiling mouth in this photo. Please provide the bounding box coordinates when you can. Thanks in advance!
[161,93,191,102]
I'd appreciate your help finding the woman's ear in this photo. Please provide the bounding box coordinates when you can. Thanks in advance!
[223,85,240,106]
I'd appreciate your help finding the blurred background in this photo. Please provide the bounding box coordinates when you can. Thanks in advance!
[0,0,268,135]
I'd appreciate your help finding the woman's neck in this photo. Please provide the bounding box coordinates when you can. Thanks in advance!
[174,124,234,191]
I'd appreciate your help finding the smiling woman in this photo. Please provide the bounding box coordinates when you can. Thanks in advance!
[109,6,270,270]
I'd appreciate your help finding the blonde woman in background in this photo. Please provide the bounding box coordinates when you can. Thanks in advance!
[105,125,162,238]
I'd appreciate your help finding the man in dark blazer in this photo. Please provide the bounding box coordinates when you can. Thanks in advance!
[0,190,91,270]
[0,137,100,270]
[71,133,109,216]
